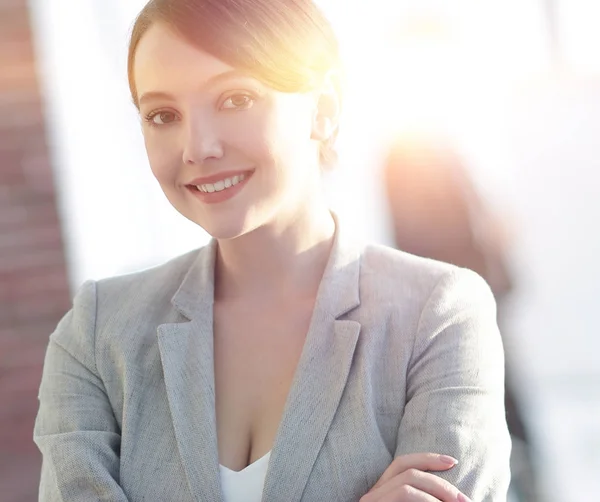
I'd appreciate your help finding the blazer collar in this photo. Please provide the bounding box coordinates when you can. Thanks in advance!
[171,236,217,321]
[159,213,362,502]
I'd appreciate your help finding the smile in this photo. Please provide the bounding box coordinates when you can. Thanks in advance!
[186,169,253,205]
[193,173,246,193]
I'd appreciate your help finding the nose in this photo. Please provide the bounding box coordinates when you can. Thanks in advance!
[182,116,224,165]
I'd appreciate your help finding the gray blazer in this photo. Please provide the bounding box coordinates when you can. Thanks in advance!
[34,220,511,502]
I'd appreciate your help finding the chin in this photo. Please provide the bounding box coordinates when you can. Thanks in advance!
[189,212,258,242]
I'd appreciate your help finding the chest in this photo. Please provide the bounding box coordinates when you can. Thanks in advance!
[212,299,314,470]
[110,301,404,501]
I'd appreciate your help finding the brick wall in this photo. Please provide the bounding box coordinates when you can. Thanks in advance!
[0,1,71,500]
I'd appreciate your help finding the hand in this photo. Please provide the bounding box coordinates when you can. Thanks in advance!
[359,453,472,502]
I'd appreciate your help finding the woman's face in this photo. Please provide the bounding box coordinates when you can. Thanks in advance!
[133,23,326,240]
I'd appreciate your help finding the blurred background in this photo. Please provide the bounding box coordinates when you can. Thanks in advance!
[1,0,599,500]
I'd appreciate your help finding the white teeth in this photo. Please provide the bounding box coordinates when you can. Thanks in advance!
[197,174,246,194]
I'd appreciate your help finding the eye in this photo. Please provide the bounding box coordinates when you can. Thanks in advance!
[221,93,255,111]
[145,111,178,126]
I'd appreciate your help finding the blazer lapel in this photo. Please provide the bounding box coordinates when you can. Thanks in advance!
[155,215,363,502]
[262,215,363,502]
[157,240,223,502]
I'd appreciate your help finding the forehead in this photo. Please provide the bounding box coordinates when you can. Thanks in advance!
[133,22,235,97]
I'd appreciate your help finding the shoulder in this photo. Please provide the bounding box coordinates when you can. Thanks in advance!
[72,247,204,328]
[358,244,503,380]
[360,243,487,297]
[357,243,495,321]
[48,248,206,367]
[95,248,200,303]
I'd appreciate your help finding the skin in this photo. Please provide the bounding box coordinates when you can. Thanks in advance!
[132,21,471,502]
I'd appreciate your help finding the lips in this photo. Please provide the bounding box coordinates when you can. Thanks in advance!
[185,169,253,204]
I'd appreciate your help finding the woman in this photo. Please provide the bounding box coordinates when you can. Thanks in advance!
[34,1,511,501]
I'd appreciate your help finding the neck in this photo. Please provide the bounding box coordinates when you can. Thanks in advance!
[214,203,335,301]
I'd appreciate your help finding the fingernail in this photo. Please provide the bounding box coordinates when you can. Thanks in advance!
[439,455,458,465]
[457,493,472,502]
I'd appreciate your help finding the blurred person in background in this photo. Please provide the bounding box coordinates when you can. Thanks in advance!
[33,1,511,501]
[383,133,542,502]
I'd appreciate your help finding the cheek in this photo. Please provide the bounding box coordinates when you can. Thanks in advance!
[143,130,180,183]
[222,110,277,162]
[231,96,314,162]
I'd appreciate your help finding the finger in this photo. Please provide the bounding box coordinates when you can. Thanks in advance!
[371,470,470,502]
[363,483,441,502]
[372,453,458,489]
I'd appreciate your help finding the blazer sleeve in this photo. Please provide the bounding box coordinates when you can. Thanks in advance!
[34,280,129,502]
[396,268,511,501]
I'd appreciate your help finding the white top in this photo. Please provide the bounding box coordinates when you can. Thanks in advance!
[219,451,271,502]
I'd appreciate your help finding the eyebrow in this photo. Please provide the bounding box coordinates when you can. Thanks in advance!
[138,69,253,106]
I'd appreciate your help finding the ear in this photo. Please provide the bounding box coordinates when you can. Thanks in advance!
[311,72,341,142]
